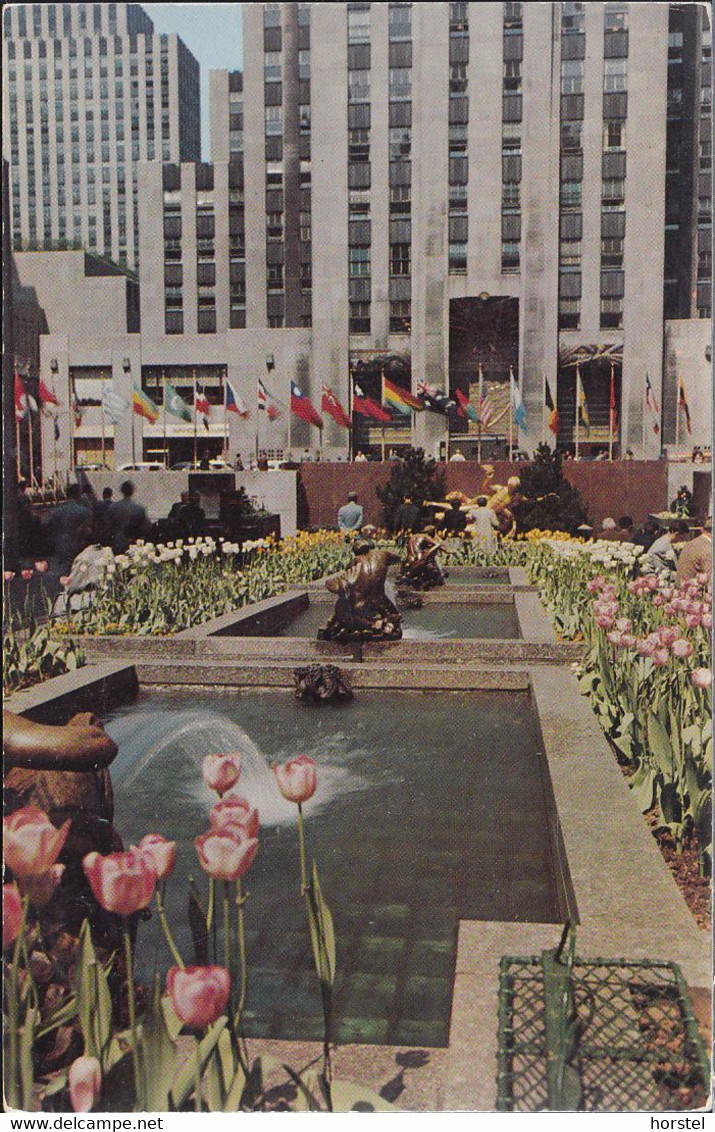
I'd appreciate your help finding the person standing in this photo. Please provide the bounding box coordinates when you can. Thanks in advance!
[107,480,149,554]
[440,497,468,536]
[392,495,422,533]
[337,491,364,532]
[45,483,93,573]
[676,516,712,583]
[466,495,501,553]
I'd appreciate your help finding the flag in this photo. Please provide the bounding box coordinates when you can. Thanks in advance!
[102,383,129,424]
[609,366,618,434]
[353,381,391,422]
[545,377,560,435]
[195,389,211,416]
[418,380,455,414]
[257,378,268,411]
[477,366,493,428]
[678,375,692,436]
[455,387,479,423]
[164,382,192,422]
[645,373,660,435]
[510,369,527,431]
[267,403,282,421]
[382,374,425,414]
[38,378,60,407]
[133,384,160,424]
[72,394,84,429]
[576,366,590,434]
[321,385,351,429]
[290,381,323,429]
[27,393,38,414]
[14,371,27,421]
[226,380,250,419]
[258,377,282,419]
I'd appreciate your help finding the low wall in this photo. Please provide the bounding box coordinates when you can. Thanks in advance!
[299,460,669,531]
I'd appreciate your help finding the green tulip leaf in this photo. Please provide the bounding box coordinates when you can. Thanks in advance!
[141,977,177,1112]
[170,1016,227,1110]
[647,713,674,777]
[692,790,713,857]
[20,1006,40,1111]
[658,782,683,826]
[309,861,336,987]
[72,920,112,1064]
[628,762,657,813]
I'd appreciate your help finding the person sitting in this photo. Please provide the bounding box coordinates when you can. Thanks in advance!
[354,450,368,463]
[600,517,620,540]
[676,516,712,584]
[632,518,659,552]
[176,490,206,539]
[643,521,687,576]
[392,495,422,533]
[449,449,466,462]
[465,495,501,553]
[616,515,635,543]
[440,497,468,536]
[337,491,364,532]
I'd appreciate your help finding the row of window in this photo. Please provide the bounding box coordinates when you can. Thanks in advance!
[448,3,469,275]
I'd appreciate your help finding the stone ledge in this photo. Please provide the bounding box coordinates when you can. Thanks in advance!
[4,661,139,724]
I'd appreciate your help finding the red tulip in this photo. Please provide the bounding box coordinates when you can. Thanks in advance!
[3,884,23,949]
[3,571,15,583]
[34,560,49,574]
[3,807,71,878]
[166,965,230,1028]
[195,829,258,881]
[209,794,259,839]
[21,569,33,581]
[691,668,712,689]
[21,864,65,908]
[137,834,177,881]
[82,849,157,915]
[272,755,317,803]
[202,753,242,796]
[69,1055,102,1113]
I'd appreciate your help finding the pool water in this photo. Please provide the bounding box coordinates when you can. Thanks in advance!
[106,688,567,1046]
[272,599,520,640]
[441,568,511,586]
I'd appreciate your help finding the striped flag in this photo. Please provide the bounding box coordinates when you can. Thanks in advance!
[38,378,60,407]
[14,370,28,422]
[382,374,425,414]
[576,366,590,434]
[678,375,692,435]
[477,366,493,428]
[545,377,559,435]
[133,384,159,424]
[645,373,660,435]
[455,387,479,423]
[510,368,527,431]
[226,380,250,418]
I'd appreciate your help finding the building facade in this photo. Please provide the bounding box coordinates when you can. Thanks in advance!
[9,2,711,474]
[2,2,200,271]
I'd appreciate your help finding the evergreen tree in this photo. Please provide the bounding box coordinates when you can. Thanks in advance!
[377,447,446,530]
[512,444,590,534]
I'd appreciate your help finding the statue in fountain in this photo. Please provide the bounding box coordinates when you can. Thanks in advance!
[424,465,522,538]
[319,541,403,641]
[294,664,354,703]
[397,526,457,591]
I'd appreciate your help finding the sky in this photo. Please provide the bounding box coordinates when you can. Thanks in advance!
[143,3,243,160]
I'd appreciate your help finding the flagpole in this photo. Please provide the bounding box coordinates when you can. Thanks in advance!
[542,372,547,448]
[380,371,386,461]
[675,375,681,450]
[608,362,614,462]
[100,372,106,468]
[193,368,198,466]
[508,367,514,462]
[642,375,646,458]
[477,365,483,465]
[348,370,354,461]
[575,365,580,461]
[28,405,35,485]
[221,368,228,458]
[39,404,45,488]
[162,370,168,468]
[69,374,77,473]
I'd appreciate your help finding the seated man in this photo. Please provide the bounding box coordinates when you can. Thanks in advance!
[676,516,712,584]
[642,521,688,575]
[398,526,454,590]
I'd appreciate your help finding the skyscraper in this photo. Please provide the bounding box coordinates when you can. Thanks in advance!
[2,2,200,270]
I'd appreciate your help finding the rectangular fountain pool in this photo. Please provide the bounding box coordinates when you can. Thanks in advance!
[105,688,571,1047]
[267,599,521,640]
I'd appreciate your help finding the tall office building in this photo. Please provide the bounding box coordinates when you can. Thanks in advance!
[2,2,200,271]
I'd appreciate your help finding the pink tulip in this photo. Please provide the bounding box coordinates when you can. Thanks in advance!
[21,864,65,908]
[645,575,660,591]
[652,647,671,667]
[615,617,632,633]
[21,569,33,581]
[671,639,693,659]
[137,834,177,881]
[685,601,703,616]
[33,560,49,574]
[702,613,712,630]
[272,755,317,803]
[606,630,622,646]
[3,807,71,878]
[166,965,231,1028]
[691,668,712,689]
[653,594,665,607]
[202,753,242,796]
[209,794,259,839]
[82,849,157,915]
[3,885,23,949]
[685,614,702,630]
[596,615,615,630]
[69,1055,102,1113]
[696,572,709,586]
[59,575,72,588]
[3,571,15,583]
[195,829,258,881]
[658,627,678,647]
[619,633,636,649]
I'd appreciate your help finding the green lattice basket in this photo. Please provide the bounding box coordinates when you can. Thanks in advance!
[496,952,710,1112]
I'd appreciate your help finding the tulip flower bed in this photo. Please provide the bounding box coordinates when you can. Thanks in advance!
[527,540,712,888]
[50,531,356,638]
[3,571,86,696]
[2,752,392,1113]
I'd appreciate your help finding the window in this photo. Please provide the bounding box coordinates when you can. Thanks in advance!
[449,124,468,155]
[605,3,627,32]
[349,128,370,159]
[602,178,625,204]
[450,63,468,95]
[348,9,370,44]
[559,240,581,265]
[267,263,284,289]
[561,60,584,95]
[389,68,411,100]
[562,3,585,33]
[448,243,467,273]
[388,5,412,41]
[348,69,370,103]
[560,181,581,207]
[561,121,583,151]
[349,246,371,276]
[390,243,410,275]
[503,60,522,92]
[604,58,627,92]
[603,119,626,149]
[265,106,283,136]
[600,296,623,328]
[502,183,520,207]
[389,127,411,158]
[390,185,411,214]
[601,236,624,266]
[349,301,370,333]
[558,297,580,329]
[264,52,281,81]
[390,300,411,332]
[502,241,520,270]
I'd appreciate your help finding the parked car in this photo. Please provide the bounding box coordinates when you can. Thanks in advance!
[117,461,165,472]
[169,459,233,472]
